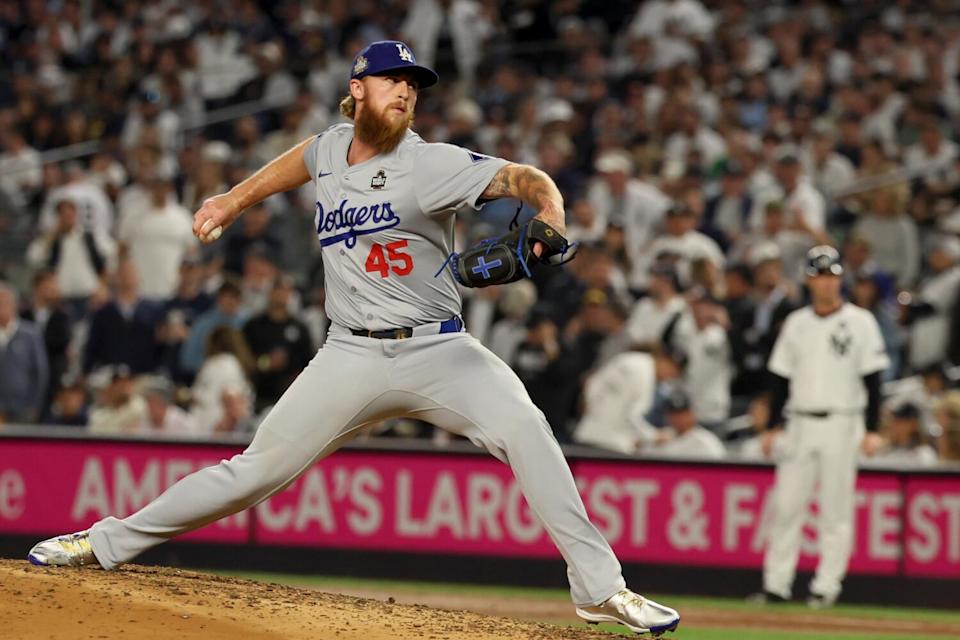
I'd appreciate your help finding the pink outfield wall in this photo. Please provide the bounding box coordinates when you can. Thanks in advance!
[1,439,957,578]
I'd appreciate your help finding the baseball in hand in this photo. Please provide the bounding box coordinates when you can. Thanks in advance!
[200,219,223,242]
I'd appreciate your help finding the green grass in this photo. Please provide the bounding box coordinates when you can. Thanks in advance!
[207,569,960,625]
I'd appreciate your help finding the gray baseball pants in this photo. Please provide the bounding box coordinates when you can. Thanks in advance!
[88,328,626,606]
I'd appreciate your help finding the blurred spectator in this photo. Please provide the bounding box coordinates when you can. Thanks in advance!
[904,236,960,371]
[566,198,605,245]
[181,142,230,212]
[20,270,72,405]
[38,163,114,237]
[751,151,826,233]
[136,376,197,437]
[240,245,282,316]
[674,295,733,426]
[121,90,180,154]
[0,282,49,424]
[243,275,313,412]
[190,326,255,435]
[869,402,937,467]
[624,263,687,348]
[26,199,115,307]
[934,392,960,463]
[702,163,753,250]
[0,126,42,208]
[87,365,145,434]
[643,387,726,460]
[489,280,538,365]
[511,312,570,439]
[850,268,903,380]
[851,189,920,288]
[905,119,958,196]
[631,198,725,290]
[157,257,214,382]
[222,203,282,277]
[803,129,856,205]
[179,278,248,376]
[44,375,89,427]
[736,247,798,394]
[587,149,670,255]
[401,0,495,88]
[117,176,196,301]
[731,201,817,281]
[83,260,162,374]
[574,346,684,455]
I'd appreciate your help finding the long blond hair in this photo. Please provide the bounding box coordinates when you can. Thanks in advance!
[340,95,355,120]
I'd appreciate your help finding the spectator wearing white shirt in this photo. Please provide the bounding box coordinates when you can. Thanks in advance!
[904,236,960,371]
[631,198,725,290]
[196,19,256,107]
[190,326,255,436]
[625,263,688,348]
[750,150,826,232]
[645,387,726,460]
[664,106,727,173]
[587,149,671,251]
[39,163,114,237]
[26,199,115,306]
[118,176,196,302]
[803,130,856,203]
[629,0,715,39]
[674,295,733,426]
[0,127,42,208]
[137,376,198,438]
[121,90,181,154]
[905,119,959,195]
[489,280,537,366]
[574,348,684,455]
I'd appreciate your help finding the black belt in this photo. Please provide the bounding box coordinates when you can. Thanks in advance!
[793,410,831,419]
[350,316,463,339]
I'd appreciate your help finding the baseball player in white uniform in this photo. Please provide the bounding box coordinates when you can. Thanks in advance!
[752,245,888,608]
[29,41,680,636]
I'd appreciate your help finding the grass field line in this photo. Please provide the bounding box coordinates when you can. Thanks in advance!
[207,569,960,632]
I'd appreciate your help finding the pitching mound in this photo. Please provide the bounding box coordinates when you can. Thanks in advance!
[0,559,621,640]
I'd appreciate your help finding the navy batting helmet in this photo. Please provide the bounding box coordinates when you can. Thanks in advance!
[805,245,843,277]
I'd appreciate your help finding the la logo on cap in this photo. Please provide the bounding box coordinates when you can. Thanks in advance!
[396,43,413,62]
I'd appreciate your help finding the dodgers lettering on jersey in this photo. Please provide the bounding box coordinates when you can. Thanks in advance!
[767,303,890,412]
[315,199,399,248]
[304,124,509,330]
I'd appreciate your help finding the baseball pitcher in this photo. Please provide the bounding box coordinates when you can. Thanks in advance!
[29,41,680,636]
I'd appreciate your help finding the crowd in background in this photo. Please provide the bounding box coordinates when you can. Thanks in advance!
[2,0,960,467]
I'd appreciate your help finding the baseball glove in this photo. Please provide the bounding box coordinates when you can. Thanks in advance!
[435,217,575,288]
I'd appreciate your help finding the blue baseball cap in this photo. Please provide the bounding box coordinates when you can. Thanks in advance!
[350,40,439,89]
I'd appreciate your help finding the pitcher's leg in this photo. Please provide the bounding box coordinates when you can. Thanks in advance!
[89,337,389,569]
[400,335,623,606]
[762,451,817,598]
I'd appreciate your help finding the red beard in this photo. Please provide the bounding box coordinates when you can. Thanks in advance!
[354,102,414,153]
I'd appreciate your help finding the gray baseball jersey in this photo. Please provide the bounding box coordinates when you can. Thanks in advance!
[303,124,508,330]
[82,123,629,611]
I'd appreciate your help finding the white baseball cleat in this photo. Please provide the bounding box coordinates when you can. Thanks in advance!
[28,530,100,567]
[576,589,680,636]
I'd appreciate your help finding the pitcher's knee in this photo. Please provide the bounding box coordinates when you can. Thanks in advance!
[217,452,296,506]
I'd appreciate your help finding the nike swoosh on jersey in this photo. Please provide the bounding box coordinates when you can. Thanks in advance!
[318,171,333,178]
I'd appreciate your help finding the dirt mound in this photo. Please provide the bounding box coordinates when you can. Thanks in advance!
[0,559,621,640]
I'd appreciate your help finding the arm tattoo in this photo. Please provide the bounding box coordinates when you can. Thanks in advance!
[482,163,565,232]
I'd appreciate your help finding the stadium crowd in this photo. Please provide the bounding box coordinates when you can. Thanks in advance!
[1,0,960,466]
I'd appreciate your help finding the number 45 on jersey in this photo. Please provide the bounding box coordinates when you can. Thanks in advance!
[365,240,413,278]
